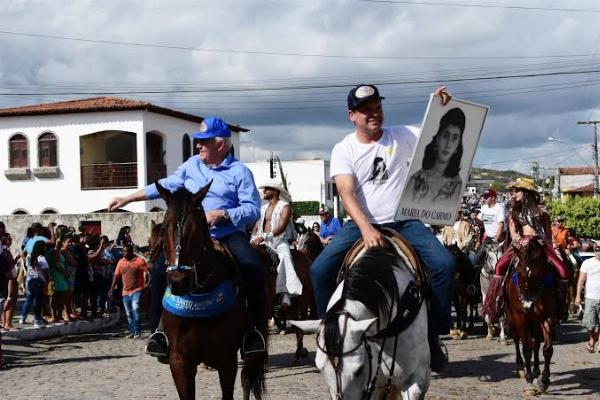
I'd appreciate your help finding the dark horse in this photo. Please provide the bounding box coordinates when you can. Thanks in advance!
[155,182,267,400]
[254,245,313,363]
[446,244,478,339]
[505,238,556,396]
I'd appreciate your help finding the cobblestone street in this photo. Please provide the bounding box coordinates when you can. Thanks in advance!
[1,319,598,399]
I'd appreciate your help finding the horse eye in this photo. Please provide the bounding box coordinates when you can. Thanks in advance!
[353,365,364,378]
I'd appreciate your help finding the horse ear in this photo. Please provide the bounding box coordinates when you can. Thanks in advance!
[192,180,213,204]
[155,181,170,200]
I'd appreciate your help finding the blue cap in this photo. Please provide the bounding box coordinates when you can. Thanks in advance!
[192,116,231,139]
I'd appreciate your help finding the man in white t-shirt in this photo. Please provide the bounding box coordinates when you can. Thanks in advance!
[575,245,600,352]
[309,84,456,373]
[474,189,505,267]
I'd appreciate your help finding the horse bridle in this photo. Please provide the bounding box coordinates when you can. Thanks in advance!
[165,207,210,290]
[317,278,410,400]
[316,310,392,400]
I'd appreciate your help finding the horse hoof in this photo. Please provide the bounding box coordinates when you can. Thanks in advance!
[279,330,287,336]
[500,338,509,346]
[450,329,458,336]
[486,333,494,340]
[459,331,468,340]
[300,347,309,358]
[516,369,525,378]
[523,386,538,396]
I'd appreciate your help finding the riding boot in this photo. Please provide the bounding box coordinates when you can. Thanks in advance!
[145,317,169,364]
[427,312,448,373]
[556,279,569,322]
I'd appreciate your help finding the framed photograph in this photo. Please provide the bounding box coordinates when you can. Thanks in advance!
[395,95,489,225]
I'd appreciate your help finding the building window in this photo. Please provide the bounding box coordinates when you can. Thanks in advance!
[12,209,29,215]
[41,208,58,214]
[38,132,58,167]
[182,134,191,161]
[9,134,28,168]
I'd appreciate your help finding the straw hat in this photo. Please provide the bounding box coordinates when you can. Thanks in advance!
[513,177,537,192]
[259,179,292,202]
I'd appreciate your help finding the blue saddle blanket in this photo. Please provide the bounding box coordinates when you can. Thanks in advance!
[162,280,238,318]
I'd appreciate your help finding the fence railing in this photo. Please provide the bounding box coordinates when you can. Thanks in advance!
[80,162,137,190]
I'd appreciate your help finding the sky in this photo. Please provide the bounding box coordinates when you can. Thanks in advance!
[1,0,600,176]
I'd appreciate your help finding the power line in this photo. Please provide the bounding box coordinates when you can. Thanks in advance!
[473,144,589,167]
[1,29,600,60]
[2,67,600,96]
[357,0,600,13]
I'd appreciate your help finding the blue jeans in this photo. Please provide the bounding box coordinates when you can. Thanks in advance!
[122,291,142,335]
[310,220,456,334]
[21,278,45,324]
[219,231,267,330]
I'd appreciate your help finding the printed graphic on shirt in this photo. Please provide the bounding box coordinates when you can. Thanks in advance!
[481,213,496,224]
[368,156,388,184]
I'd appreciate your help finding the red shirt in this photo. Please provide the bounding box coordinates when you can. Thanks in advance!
[115,256,148,296]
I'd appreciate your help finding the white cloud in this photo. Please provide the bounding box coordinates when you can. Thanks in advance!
[1,0,599,168]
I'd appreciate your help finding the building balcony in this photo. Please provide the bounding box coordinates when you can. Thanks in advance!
[80,162,138,190]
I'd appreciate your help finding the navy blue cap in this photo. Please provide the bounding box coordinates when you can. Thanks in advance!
[347,84,385,110]
[192,116,231,139]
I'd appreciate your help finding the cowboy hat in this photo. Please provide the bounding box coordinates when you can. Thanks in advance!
[259,179,292,202]
[513,177,537,192]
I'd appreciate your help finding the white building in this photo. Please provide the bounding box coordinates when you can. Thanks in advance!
[0,97,246,215]
[246,159,335,206]
[557,166,597,197]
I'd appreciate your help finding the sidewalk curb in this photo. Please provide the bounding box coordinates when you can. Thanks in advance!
[3,313,121,341]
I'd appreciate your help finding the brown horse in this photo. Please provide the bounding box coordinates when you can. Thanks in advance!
[155,182,267,400]
[254,245,313,363]
[446,244,477,339]
[505,238,556,395]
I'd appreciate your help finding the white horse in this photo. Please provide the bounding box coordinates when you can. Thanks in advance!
[479,242,508,343]
[292,246,430,400]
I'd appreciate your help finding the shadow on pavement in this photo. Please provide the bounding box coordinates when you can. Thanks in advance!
[4,354,135,369]
[433,352,517,382]
[546,366,600,397]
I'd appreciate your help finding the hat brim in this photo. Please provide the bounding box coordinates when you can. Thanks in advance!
[350,96,385,110]
[193,131,229,140]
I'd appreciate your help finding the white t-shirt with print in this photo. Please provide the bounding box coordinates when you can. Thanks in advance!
[480,203,505,239]
[330,126,419,224]
[581,257,600,300]
[26,255,49,283]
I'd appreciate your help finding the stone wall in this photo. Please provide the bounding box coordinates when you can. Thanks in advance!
[0,212,165,254]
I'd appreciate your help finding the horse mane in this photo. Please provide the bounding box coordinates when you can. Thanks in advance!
[323,247,400,357]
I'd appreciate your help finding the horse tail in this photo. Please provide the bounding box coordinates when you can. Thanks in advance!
[242,334,269,398]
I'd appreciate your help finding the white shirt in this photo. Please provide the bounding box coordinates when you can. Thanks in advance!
[330,126,419,224]
[581,256,600,300]
[26,255,49,283]
[480,203,505,239]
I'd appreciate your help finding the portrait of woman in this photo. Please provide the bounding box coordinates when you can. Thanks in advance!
[406,107,466,204]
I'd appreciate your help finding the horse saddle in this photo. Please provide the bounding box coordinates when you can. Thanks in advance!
[337,228,428,286]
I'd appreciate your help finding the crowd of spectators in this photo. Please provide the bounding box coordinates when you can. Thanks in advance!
[0,220,150,368]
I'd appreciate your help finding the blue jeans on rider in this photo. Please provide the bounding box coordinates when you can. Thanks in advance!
[21,278,45,325]
[123,291,142,335]
[310,220,456,335]
[219,231,267,330]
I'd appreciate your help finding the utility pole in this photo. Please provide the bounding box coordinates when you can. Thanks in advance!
[577,120,600,197]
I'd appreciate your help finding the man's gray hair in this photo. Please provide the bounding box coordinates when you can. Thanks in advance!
[216,136,232,152]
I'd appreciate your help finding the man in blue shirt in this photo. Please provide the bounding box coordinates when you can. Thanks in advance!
[108,116,266,359]
[318,207,342,245]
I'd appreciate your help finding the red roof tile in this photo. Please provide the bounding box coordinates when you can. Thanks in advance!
[0,97,249,132]
[559,166,595,175]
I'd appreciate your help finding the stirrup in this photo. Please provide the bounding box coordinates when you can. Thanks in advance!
[242,327,266,359]
[145,330,169,360]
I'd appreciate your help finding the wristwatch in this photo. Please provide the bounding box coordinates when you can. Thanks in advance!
[222,209,230,220]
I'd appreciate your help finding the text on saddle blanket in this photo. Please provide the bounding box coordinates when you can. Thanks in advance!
[162,280,238,318]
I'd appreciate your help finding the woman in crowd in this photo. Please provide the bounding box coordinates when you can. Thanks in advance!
[60,236,79,320]
[116,226,134,248]
[406,107,466,204]
[47,240,71,323]
[312,222,320,235]
[20,241,50,328]
[1,234,18,330]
